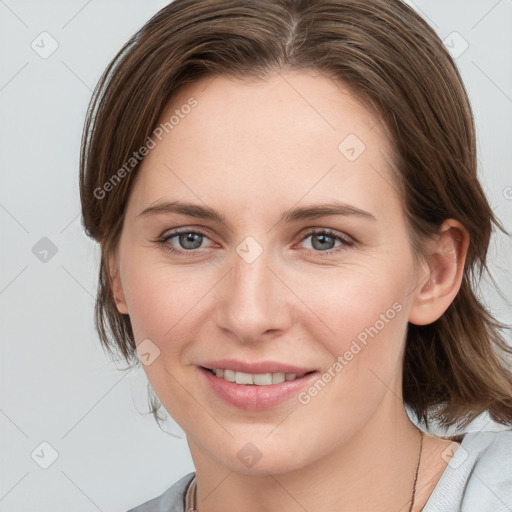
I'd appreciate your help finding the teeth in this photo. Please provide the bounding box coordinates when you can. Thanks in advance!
[235,371,253,385]
[212,369,302,385]
[253,373,272,385]
[272,372,285,384]
[223,369,236,382]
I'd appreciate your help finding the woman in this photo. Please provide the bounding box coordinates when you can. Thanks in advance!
[79,0,512,510]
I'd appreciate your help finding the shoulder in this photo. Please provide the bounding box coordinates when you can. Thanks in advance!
[126,472,195,512]
[423,428,512,511]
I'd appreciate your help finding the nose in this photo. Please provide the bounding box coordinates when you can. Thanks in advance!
[214,242,294,344]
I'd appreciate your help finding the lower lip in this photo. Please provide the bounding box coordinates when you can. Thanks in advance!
[199,367,319,411]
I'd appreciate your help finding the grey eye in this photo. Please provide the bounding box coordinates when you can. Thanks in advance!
[302,232,343,252]
[175,232,204,250]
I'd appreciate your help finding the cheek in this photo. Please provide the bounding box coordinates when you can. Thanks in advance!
[303,265,412,407]
[121,254,205,342]
[296,280,409,440]
[306,263,408,343]
[120,257,206,424]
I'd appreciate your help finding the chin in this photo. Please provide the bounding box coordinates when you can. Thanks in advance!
[206,437,313,476]
[224,455,307,476]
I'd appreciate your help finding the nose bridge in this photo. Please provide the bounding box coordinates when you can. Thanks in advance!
[217,237,288,342]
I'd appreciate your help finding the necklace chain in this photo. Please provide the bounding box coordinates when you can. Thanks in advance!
[185,427,425,512]
[409,426,425,512]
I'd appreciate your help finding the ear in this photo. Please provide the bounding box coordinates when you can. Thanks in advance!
[408,219,469,326]
[108,251,129,315]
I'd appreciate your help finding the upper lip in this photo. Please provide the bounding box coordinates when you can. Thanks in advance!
[200,359,316,375]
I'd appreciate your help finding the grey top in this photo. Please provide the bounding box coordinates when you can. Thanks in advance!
[127,428,512,511]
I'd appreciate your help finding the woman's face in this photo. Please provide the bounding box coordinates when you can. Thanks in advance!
[111,69,428,474]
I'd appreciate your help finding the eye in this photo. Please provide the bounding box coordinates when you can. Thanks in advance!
[299,229,354,255]
[157,228,212,254]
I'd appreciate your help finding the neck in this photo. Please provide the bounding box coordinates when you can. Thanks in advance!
[187,392,424,512]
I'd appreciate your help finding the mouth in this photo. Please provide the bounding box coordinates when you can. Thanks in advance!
[198,363,320,411]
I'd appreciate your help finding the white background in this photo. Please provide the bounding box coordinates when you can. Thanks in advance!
[1,1,511,510]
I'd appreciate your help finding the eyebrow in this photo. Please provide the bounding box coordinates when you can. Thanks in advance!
[137,200,377,224]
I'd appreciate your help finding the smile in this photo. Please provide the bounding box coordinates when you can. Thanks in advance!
[199,366,319,411]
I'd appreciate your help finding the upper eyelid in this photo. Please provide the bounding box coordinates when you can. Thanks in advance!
[160,227,215,243]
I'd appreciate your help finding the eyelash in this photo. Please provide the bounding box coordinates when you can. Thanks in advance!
[155,227,354,256]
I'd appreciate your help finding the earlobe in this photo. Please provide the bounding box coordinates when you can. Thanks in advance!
[108,252,129,315]
[408,220,469,326]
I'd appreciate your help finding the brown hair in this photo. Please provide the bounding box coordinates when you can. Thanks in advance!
[79,0,512,430]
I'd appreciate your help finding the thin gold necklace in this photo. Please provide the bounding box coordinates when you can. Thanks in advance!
[185,427,425,512]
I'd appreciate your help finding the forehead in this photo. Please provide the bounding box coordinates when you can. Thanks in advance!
[129,70,402,225]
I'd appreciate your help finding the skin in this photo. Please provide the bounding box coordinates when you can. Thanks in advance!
[110,69,469,511]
